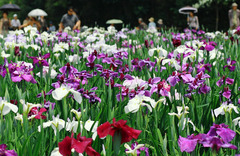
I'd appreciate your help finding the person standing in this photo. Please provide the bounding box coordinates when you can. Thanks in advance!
[19,17,41,31]
[0,12,11,35]
[11,14,21,30]
[23,16,30,25]
[48,21,56,33]
[148,17,156,28]
[137,18,147,30]
[187,12,199,30]
[228,3,240,30]
[157,19,165,30]
[59,7,80,31]
[39,16,48,32]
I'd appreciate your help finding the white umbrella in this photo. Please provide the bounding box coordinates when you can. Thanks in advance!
[106,19,123,24]
[28,8,48,17]
[179,6,197,15]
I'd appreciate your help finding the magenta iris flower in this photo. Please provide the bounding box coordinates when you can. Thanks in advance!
[28,53,50,67]
[223,58,236,72]
[86,54,96,69]
[196,61,212,73]
[178,123,237,153]
[0,64,7,78]
[11,66,36,83]
[59,63,78,75]
[222,87,231,99]
[205,44,214,51]
[0,144,18,156]
[178,135,198,153]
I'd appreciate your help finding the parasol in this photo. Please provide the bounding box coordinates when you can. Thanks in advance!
[106,19,123,24]
[0,4,20,11]
[28,9,48,17]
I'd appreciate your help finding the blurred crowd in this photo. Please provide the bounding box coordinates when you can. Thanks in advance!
[0,2,239,35]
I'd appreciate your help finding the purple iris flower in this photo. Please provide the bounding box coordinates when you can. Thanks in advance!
[181,74,195,84]
[0,64,7,78]
[199,84,211,94]
[28,53,50,67]
[202,136,237,152]
[222,87,231,99]
[196,61,212,73]
[178,135,198,153]
[150,80,170,97]
[102,57,122,71]
[114,51,128,60]
[208,123,236,143]
[0,144,18,156]
[178,123,237,153]
[148,77,161,85]
[216,76,225,87]
[99,69,118,80]
[11,66,36,83]
[86,54,96,69]
[167,71,182,86]
[59,63,78,76]
[223,58,236,72]
[79,87,101,104]
[67,70,95,87]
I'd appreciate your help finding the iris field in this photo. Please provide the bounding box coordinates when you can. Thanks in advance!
[0,26,240,156]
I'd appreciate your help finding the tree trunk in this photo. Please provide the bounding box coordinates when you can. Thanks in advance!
[215,3,219,31]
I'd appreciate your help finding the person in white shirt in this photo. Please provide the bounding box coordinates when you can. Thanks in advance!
[11,14,21,30]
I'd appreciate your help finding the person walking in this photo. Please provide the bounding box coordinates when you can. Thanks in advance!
[11,14,21,30]
[59,7,81,31]
[0,12,11,35]
[228,3,240,30]
[187,12,199,30]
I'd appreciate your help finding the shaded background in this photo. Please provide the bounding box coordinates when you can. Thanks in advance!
[0,0,237,31]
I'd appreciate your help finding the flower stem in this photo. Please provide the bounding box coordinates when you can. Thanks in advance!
[113,131,122,156]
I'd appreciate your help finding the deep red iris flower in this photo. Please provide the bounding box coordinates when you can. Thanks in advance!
[58,133,100,156]
[172,39,181,47]
[97,118,142,144]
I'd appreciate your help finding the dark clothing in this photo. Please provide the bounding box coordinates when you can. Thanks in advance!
[1,18,10,35]
[139,22,147,30]
[39,19,48,32]
[60,14,79,29]
[157,24,165,30]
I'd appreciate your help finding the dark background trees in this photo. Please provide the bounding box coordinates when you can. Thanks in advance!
[0,0,237,31]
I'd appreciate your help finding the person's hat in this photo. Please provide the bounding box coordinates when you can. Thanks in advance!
[232,3,238,7]
[49,21,53,24]
[149,17,154,22]
[13,14,17,17]
[158,19,163,24]
[138,18,143,21]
